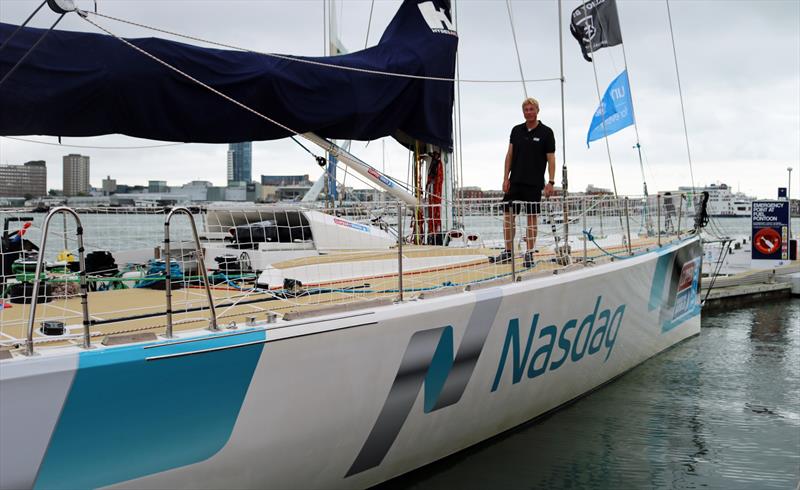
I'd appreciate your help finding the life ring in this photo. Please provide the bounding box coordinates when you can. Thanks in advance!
[753,228,781,255]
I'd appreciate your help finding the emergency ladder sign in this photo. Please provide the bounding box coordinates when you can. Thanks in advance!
[751,200,789,269]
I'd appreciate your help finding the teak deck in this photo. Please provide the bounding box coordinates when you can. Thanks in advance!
[0,240,651,348]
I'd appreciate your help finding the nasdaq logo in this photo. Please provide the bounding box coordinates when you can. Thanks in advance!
[491,296,626,393]
[346,289,501,476]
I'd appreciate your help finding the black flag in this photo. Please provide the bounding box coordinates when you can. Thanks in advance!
[570,0,623,62]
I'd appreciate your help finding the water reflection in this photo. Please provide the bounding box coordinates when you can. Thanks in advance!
[750,300,789,349]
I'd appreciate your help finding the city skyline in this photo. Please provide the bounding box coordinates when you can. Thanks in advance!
[0,1,797,200]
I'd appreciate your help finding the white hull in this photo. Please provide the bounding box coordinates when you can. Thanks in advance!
[0,238,702,489]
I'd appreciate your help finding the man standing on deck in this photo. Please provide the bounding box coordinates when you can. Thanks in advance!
[492,97,556,267]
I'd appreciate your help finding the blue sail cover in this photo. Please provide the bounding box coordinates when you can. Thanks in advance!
[0,0,457,149]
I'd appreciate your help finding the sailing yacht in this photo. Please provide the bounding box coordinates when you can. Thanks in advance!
[0,1,705,488]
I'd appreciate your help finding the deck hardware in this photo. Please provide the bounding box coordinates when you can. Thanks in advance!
[102,331,157,346]
[246,317,256,326]
[266,312,277,323]
[624,197,633,256]
[282,298,391,321]
[163,206,218,338]
[510,204,516,283]
[25,207,90,356]
[396,201,404,302]
[582,198,588,265]
[227,321,238,329]
[657,194,662,247]
[40,320,65,336]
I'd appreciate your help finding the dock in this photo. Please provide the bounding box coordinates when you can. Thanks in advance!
[701,263,799,311]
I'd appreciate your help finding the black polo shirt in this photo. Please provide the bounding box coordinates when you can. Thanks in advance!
[508,121,555,187]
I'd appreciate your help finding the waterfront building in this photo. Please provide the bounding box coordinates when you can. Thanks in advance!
[276,185,312,201]
[0,160,46,197]
[483,189,504,200]
[458,186,483,199]
[62,154,90,196]
[179,181,213,201]
[102,175,117,195]
[225,182,247,201]
[586,184,613,195]
[115,184,147,194]
[207,186,227,201]
[227,142,252,184]
[148,180,169,193]
[349,188,388,202]
[261,174,311,187]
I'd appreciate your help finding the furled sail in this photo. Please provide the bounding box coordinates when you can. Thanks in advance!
[0,0,457,149]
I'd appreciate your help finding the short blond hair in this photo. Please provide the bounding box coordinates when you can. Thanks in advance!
[521,97,539,110]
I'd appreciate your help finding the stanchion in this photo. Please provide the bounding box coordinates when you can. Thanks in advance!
[624,197,633,255]
[397,202,404,301]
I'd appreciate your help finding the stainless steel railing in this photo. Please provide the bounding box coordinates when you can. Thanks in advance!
[163,207,218,337]
[25,207,90,356]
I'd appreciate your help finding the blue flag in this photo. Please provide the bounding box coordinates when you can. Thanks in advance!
[587,70,634,147]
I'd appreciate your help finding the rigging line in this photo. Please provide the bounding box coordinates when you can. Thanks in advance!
[2,136,185,149]
[454,0,465,229]
[616,22,648,198]
[364,0,374,49]
[289,136,321,159]
[0,0,47,53]
[665,0,696,192]
[0,13,64,89]
[557,0,569,247]
[582,1,625,240]
[406,148,412,199]
[85,10,560,84]
[587,49,619,200]
[505,0,527,98]
[338,161,349,206]
[615,4,651,234]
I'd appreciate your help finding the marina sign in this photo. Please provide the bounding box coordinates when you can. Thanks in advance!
[751,200,789,267]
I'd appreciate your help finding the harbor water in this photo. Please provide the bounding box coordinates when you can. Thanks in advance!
[382,298,800,490]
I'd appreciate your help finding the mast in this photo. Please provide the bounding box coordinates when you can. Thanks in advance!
[558,0,569,253]
[323,0,352,209]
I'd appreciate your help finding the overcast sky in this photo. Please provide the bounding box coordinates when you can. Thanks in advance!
[1,0,798,198]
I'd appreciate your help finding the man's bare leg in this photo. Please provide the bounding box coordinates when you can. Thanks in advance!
[504,209,515,252]
[526,213,538,252]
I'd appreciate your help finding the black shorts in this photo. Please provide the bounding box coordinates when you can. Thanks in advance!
[503,183,542,214]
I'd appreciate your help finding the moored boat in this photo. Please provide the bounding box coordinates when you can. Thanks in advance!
[0,0,708,487]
